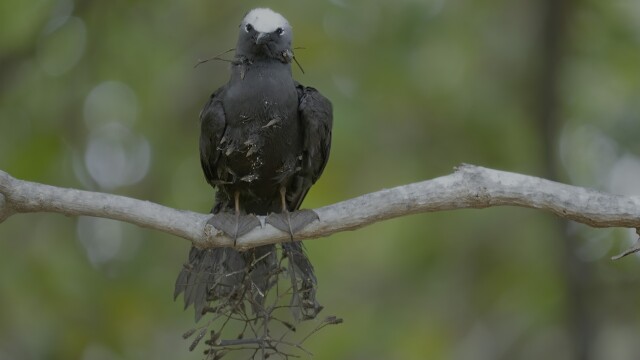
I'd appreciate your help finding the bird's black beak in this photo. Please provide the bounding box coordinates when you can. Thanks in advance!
[255,32,269,45]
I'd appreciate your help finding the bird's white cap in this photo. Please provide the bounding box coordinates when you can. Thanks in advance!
[242,8,290,33]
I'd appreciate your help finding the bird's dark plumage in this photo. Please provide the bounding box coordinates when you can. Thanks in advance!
[174,8,332,322]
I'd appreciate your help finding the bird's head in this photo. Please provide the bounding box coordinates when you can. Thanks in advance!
[236,8,293,62]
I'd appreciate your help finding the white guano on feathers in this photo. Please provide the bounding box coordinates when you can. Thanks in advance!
[242,8,290,33]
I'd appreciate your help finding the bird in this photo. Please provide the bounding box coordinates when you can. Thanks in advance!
[174,8,332,323]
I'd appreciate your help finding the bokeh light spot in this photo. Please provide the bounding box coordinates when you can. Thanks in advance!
[76,217,124,267]
[84,123,151,190]
[84,81,139,128]
[37,16,86,76]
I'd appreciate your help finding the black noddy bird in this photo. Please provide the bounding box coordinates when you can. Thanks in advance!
[174,8,332,322]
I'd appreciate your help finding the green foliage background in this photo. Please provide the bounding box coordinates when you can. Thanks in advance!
[1,0,640,359]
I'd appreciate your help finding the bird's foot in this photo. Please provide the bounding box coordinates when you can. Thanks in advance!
[266,209,319,237]
[208,212,260,245]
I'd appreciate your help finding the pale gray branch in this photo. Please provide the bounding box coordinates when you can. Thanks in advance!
[1,164,640,251]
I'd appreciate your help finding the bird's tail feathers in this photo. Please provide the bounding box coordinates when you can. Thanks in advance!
[175,242,322,323]
[282,241,323,321]
[174,245,278,322]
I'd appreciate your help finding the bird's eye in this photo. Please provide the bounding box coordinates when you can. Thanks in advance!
[245,23,253,32]
[275,27,284,36]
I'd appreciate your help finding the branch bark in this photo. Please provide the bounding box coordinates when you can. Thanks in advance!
[1,164,639,251]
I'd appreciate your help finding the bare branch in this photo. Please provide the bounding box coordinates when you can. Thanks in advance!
[2,164,640,250]
[0,169,207,241]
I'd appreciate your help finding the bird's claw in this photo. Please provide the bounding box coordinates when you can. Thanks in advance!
[207,213,261,245]
[266,209,319,237]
